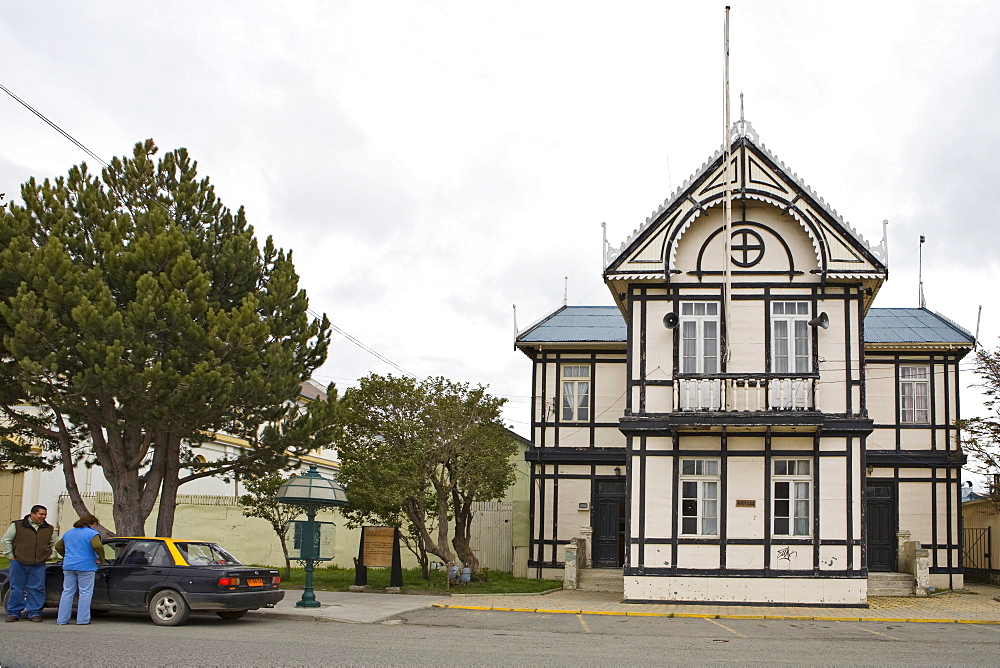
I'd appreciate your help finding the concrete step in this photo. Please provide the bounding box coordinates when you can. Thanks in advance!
[577,568,625,593]
[868,572,915,597]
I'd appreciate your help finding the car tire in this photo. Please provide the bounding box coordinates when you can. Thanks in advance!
[148,589,190,626]
[216,610,249,620]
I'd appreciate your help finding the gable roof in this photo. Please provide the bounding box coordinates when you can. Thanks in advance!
[603,121,888,294]
[516,305,972,349]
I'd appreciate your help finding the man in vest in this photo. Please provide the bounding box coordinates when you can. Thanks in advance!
[2,505,57,622]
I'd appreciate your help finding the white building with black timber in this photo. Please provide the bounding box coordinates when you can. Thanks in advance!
[514,121,974,606]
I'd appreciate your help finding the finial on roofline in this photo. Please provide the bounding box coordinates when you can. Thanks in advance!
[730,94,757,143]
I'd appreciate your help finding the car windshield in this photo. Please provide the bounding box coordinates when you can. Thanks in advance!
[174,542,243,566]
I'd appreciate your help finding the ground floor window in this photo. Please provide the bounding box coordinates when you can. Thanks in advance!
[773,459,811,536]
[680,458,719,536]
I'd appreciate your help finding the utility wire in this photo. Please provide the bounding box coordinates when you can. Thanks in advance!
[0,81,108,168]
[308,308,416,378]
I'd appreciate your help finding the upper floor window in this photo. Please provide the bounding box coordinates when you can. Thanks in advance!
[680,458,719,536]
[771,302,811,373]
[773,459,811,537]
[680,302,719,374]
[560,365,590,422]
[900,366,930,424]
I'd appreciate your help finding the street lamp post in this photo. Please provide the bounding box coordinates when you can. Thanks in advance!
[276,464,349,608]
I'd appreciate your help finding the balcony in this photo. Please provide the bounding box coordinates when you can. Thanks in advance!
[675,374,817,412]
[619,373,873,436]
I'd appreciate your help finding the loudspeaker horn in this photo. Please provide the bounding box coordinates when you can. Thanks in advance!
[808,312,830,329]
[663,312,679,329]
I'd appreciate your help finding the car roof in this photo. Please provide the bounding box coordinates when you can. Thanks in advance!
[106,537,215,543]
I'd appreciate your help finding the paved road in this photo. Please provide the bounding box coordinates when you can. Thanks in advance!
[2,606,1000,666]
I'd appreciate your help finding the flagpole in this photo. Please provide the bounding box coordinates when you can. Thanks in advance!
[723,6,733,366]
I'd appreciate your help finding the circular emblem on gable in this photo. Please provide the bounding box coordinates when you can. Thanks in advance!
[731,228,765,267]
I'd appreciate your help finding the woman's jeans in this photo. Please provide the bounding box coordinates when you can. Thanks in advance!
[57,570,96,625]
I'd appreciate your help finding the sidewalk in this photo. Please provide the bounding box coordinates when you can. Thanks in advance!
[436,583,1000,624]
[253,584,1000,625]
[249,590,449,624]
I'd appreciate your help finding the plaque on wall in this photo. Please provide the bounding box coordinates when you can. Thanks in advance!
[735,499,756,508]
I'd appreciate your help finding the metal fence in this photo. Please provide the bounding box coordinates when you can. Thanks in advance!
[962,527,992,582]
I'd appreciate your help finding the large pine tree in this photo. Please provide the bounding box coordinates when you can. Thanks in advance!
[0,140,334,536]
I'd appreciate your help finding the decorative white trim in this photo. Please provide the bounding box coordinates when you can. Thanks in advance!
[605,120,888,270]
[667,193,824,272]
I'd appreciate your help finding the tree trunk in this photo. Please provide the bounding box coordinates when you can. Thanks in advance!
[279,530,292,580]
[403,496,454,564]
[154,434,182,537]
[451,498,480,573]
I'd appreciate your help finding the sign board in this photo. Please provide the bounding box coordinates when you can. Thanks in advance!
[735,499,756,508]
[362,526,395,568]
[284,520,336,561]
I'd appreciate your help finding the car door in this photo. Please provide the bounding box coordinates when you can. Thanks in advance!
[93,539,131,608]
[105,540,171,608]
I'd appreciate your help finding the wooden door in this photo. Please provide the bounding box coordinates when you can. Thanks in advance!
[593,480,626,568]
[866,480,897,572]
[0,470,24,525]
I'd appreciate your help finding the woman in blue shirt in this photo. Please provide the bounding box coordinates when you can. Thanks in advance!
[54,514,106,625]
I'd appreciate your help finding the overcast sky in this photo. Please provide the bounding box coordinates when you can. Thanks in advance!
[3,1,999,456]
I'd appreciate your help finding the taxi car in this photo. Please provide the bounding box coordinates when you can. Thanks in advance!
[0,537,284,626]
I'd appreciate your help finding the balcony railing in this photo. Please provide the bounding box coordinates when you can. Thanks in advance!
[674,374,816,412]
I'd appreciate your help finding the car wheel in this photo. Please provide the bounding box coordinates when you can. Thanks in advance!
[216,610,249,620]
[148,589,190,626]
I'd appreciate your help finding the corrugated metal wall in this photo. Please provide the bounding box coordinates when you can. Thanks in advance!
[469,501,513,572]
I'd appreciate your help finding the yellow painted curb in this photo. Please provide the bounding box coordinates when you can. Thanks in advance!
[430,602,1000,625]
[438,604,491,611]
[627,611,673,617]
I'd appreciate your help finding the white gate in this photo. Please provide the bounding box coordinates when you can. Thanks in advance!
[469,501,513,572]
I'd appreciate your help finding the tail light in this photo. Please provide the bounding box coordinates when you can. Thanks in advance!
[217,577,240,586]
[273,575,281,584]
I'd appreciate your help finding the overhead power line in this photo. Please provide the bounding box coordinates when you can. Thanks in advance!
[308,308,416,378]
[0,81,108,168]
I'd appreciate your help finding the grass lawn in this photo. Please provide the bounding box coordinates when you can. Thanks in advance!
[1,554,560,595]
[278,565,561,595]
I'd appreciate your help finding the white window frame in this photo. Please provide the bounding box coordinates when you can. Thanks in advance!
[679,302,720,374]
[679,458,719,536]
[899,366,930,424]
[772,458,812,537]
[770,301,811,374]
[560,364,591,423]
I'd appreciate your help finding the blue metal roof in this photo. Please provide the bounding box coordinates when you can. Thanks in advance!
[517,306,627,343]
[517,306,973,346]
[864,308,974,345]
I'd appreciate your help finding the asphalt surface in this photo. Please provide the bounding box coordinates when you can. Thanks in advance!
[257,583,1000,625]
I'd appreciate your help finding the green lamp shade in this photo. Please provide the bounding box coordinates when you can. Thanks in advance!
[276,464,349,507]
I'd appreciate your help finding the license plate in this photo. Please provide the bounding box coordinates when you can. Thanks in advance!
[247,578,264,587]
